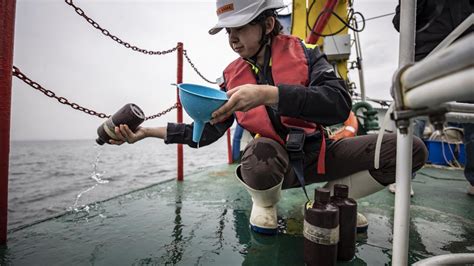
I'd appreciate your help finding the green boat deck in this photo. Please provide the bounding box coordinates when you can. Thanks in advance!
[1,165,473,265]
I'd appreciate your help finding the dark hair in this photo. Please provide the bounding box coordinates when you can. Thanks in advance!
[249,9,283,39]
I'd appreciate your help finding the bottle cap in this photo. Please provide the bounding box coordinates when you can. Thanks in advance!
[96,138,105,145]
[315,188,330,203]
[334,184,349,198]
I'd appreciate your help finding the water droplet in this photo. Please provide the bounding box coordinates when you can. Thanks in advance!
[71,145,110,210]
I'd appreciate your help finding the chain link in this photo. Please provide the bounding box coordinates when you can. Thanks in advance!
[12,66,178,120]
[183,50,217,84]
[12,66,110,118]
[145,103,179,120]
[64,0,178,56]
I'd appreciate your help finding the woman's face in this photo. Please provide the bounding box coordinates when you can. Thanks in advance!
[226,23,263,59]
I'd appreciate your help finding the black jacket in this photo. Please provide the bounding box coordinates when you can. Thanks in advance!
[165,39,351,148]
[393,0,473,61]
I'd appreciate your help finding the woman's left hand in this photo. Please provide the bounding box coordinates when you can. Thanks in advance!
[210,84,278,124]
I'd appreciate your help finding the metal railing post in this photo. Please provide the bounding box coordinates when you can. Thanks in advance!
[177,43,184,181]
[0,0,17,245]
[226,129,232,164]
[392,0,416,264]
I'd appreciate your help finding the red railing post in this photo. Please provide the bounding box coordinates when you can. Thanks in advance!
[0,0,16,245]
[176,43,184,181]
[226,129,232,164]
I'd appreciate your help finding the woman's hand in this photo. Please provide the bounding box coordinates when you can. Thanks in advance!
[210,84,278,124]
[110,124,147,145]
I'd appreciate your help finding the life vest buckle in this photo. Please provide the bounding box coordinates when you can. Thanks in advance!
[285,128,309,200]
[286,128,306,156]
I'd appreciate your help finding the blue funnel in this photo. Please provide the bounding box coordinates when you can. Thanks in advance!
[178,83,228,143]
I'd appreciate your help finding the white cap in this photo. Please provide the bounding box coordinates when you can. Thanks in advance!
[209,0,285,35]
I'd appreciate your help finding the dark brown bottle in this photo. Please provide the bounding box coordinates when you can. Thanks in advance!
[96,103,145,145]
[331,184,357,261]
[304,188,339,266]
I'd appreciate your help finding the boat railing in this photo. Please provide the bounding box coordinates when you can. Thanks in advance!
[390,2,474,265]
[0,0,233,245]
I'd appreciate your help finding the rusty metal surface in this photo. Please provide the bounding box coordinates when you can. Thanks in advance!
[0,0,16,246]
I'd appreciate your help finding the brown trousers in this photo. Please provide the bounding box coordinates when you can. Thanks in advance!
[240,134,428,190]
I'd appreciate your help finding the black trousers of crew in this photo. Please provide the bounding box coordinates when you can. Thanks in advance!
[240,134,428,190]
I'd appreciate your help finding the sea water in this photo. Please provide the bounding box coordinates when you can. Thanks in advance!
[70,144,108,212]
[8,137,229,229]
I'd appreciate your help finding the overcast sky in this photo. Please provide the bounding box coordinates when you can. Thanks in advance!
[11,0,399,141]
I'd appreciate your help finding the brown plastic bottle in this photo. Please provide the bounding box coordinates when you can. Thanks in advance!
[331,184,357,261]
[303,188,339,266]
[96,103,145,145]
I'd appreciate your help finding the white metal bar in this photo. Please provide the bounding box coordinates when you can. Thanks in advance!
[445,112,474,123]
[397,2,416,67]
[392,0,416,264]
[443,102,474,113]
[352,19,366,101]
[413,253,474,266]
[393,124,413,266]
[402,34,474,91]
[404,67,474,109]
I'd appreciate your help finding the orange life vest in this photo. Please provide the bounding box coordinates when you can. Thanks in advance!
[330,111,358,141]
[222,35,326,174]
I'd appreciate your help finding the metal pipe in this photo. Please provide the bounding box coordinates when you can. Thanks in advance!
[226,129,232,164]
[404,67,474,109]
[443,102,474,113]
[393,124,413,266]
[352,20,366,101]
[402,34,474,91]
[0,0,16,245]
[445,112,474,123]
[392,0,416,264]
[306,0,338,44]
[397,0,416,69]
[176,43,184,181]
[413,253,474,266]
[392,0,416,111]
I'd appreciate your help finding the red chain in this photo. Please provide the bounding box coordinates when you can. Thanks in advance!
[12,66,177,120]
[183,50,217,84]
[64,0,178,55]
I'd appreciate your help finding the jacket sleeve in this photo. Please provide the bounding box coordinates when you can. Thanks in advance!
[393,0,428,32]
[392,2,401,32]
[276,46,352,126]
[164,115,234,148]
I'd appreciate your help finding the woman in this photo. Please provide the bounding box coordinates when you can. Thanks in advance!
[112,0,427,235]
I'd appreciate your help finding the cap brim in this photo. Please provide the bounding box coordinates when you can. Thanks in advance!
[208,27,223,35]
[207,10,259,35]
[208,2,286,35]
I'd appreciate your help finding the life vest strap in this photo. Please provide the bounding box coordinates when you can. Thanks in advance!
[317,126,326,175]
[286,128,310,201]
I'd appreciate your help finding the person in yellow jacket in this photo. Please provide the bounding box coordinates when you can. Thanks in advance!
[112,0,427,235]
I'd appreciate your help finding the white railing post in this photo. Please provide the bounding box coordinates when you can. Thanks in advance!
[392,0,416,265]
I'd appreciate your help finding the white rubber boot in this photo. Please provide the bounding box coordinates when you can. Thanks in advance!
[235,165,283,235]
[324,170,385,233]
